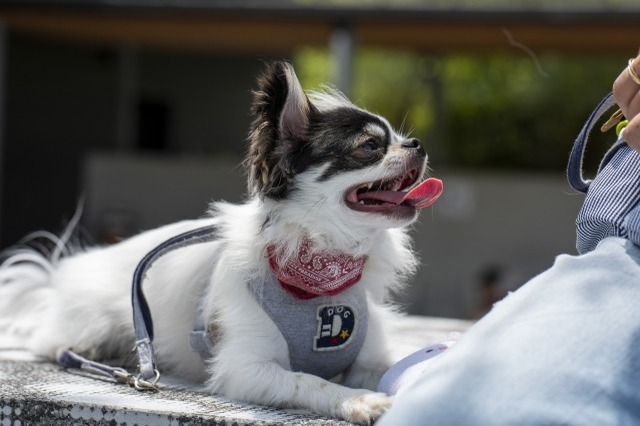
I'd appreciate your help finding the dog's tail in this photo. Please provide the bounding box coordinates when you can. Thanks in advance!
[0,205,84,349]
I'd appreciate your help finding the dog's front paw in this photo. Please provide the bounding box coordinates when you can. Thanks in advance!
[339,392,392,425]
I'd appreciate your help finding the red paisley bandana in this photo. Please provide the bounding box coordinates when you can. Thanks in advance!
[267,239,367,300]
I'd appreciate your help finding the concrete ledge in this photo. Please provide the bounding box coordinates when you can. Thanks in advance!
[0,316,471,425]
[1,359,350,425]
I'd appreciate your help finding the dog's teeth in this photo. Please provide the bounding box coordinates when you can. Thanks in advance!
[359,200,365,205]
[360,182,376,192]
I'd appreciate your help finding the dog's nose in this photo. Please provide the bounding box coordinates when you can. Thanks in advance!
[401,138,421,149]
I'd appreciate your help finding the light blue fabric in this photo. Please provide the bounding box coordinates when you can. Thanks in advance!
[379,237,640,425]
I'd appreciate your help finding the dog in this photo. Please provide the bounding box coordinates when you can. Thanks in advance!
[0,61,442,424]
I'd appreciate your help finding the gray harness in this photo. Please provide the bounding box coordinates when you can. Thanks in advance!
[250,273,368,380]
[191,255,368,380]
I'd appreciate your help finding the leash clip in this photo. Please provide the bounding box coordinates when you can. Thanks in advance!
[57,349,160,392]
[600,109,624,133]
[133,370,160,391]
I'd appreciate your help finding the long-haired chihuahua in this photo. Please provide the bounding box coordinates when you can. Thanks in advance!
[0,61,442,424]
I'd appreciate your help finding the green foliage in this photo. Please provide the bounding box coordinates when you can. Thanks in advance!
[442,53,624,172]
[295,48,626,173]
[296,47,434,142]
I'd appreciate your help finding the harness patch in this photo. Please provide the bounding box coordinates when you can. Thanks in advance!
[314,305,357,351]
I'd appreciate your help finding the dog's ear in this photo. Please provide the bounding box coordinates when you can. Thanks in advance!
[247,61,313,199]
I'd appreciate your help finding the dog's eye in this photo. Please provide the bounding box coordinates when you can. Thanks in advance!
[361,139,380,152]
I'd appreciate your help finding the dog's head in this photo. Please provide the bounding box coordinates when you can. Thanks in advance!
[246,61,442,230]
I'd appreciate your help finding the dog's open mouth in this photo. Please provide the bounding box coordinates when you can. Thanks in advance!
[345,169,443,214]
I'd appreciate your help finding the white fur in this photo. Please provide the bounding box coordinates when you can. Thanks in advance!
[0,73,429,425]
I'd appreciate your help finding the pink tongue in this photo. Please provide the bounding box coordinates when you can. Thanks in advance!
[401,178,443,209]
[357,178,443,209]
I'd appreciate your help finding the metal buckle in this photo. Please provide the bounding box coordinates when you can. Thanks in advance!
[133,369,161,392]
[112,368,160,392]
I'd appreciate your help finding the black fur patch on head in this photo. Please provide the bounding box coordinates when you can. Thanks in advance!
[304,107,392,181]
[246,61,314,200]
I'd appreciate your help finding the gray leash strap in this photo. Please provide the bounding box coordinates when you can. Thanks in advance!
[58,224,220,391]
[56,350,158,391]
[567,92,617,193]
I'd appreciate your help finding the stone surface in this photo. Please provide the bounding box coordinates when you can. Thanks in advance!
[0,316,471,425]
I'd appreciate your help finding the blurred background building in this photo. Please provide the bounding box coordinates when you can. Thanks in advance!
[0,0,638,318]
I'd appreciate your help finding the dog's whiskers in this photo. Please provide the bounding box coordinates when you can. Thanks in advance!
[398,111,410,138]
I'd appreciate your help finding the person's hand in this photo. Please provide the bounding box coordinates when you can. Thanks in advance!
[613,51,640,151]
